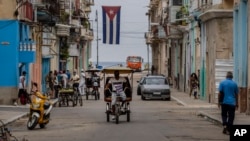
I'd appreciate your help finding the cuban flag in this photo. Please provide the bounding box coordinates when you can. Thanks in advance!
[102,6,121,44]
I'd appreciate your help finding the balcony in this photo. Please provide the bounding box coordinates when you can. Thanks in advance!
[19,41,36,63]
[71,19,81,27]
[81,28,94,40]
[85,0,95,6]
[31,0,60,26]
[56,24,71,36]
[17,1,34,22]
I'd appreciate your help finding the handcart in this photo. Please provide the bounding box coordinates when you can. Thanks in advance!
[58,88,82,107]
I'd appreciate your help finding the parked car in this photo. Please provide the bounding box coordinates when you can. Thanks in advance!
[140,75,171,101]
[136,76,146,95]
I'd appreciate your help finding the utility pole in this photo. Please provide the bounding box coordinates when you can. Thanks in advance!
[146,11,151,75]
[95,10,99,68]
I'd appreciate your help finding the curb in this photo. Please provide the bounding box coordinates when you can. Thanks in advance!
[197,111,222,125]
[3,113,29,126]
[171,95,222,126]
[171,95,187,106]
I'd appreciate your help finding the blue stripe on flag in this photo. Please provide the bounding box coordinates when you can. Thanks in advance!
[102,7,106,44]
[116,10,120,44]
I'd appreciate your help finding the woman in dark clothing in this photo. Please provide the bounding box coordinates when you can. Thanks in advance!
[189,73,199,99]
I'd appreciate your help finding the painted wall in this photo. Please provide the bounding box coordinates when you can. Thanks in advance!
[0,20,19,86]
[234,0,248,112]
[0,0,16,19]
[0,20,19,104]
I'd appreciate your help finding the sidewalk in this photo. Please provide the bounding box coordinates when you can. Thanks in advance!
[0,99,58,126]
[171,88,250,125]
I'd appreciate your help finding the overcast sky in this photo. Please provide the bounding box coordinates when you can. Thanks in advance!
[89,0,151,62]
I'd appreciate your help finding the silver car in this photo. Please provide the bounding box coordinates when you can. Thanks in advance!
[140,75,171,101]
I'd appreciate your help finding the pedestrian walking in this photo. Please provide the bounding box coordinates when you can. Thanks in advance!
[151,65,155,75]
[18,71,27,105]
[53,70,59,98]
[45,71,54,97]
[218,71,239,135]
[189,73,199,99]
[78,69,86,95]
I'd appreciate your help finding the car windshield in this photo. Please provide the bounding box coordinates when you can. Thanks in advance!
[145,78,166,85]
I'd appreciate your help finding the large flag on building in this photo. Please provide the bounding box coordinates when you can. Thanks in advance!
[102,6,121,44]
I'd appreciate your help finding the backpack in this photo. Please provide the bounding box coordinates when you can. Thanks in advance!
[20,93,27,105]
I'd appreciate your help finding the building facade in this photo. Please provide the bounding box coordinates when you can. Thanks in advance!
[146,0,240,110]
[0,0,94,104]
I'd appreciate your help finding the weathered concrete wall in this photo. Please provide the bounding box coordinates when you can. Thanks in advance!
[0,0,16,19]
[200,10,233,103]
[0,88,18,104]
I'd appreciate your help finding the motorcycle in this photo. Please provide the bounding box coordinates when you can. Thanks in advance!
[27,82,53,130]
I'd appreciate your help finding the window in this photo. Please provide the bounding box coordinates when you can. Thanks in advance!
[173,0,182,6]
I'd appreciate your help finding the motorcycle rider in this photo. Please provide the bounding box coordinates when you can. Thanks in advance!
[105,70,127,120]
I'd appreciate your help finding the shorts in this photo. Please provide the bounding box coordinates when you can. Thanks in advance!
[18,89,27,98]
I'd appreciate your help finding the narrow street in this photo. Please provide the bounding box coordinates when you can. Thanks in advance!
[6,72,229,141]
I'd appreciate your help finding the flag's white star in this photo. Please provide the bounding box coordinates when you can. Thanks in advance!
[109,10,114,15]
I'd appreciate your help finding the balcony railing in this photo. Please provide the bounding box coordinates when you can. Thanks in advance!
[85,0,95,6]
[19,41,36,63]
[56,24,71,36]
[81,28,93,40]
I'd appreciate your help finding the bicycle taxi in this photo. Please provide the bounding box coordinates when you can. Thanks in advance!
[85,68,102,100]
[103,66,133,124]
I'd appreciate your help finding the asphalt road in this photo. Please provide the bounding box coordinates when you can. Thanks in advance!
[6,72,229,141]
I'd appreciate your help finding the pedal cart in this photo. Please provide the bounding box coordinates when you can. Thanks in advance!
[103,66,133,124]
[85,68,101,100]
[58,86,83,107]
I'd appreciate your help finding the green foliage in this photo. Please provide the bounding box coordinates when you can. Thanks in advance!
[60,42,69,60]
[60,11,69,23]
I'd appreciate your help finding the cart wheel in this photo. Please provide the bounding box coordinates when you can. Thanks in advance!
[73,95,78,107]
[66,96,69,106]
[115,114,119,124]
[94,91,98,100]
[127,111,130,122]
[106,112,110,122]
[115,105,119,124]
[79,95,83,106]
[86,92,89,100]
[97,92,100,100]
[106,103,110,122]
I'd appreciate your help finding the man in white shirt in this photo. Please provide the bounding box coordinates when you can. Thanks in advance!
[71,70,80,89]
[105,70,127,119]
[78,69,86,95]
